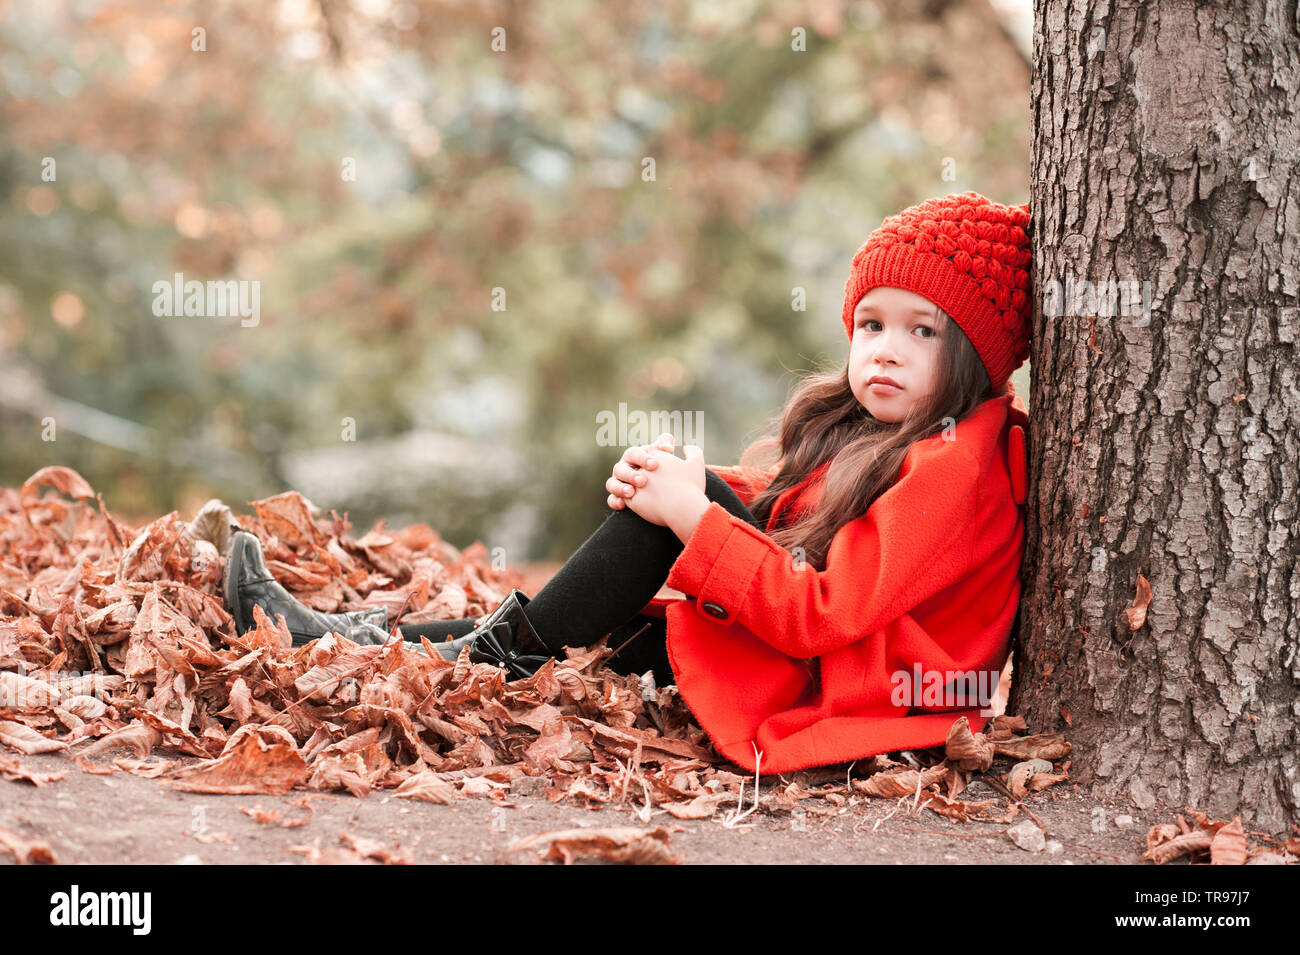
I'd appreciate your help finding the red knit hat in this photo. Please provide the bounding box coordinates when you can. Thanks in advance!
[840,191,1032,392]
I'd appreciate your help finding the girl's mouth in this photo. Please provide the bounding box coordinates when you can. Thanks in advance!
[868,381,903,395]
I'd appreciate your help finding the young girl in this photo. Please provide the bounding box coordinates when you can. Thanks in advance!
[224,190,1032,775]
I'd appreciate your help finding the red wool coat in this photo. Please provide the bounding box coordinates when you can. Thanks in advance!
[634,384,1030,774]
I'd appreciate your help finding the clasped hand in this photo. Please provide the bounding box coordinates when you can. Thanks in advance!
[606,432,706,528]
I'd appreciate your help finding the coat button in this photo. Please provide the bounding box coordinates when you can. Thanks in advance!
[702,601,728,620]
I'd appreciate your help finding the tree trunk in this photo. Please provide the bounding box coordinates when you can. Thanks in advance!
[1012,0,1300,833]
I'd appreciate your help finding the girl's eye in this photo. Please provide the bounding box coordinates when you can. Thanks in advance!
[857,319,935,337]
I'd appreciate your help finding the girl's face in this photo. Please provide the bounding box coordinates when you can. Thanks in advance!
[848,286,943,422]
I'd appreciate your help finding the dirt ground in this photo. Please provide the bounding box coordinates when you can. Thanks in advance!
[1,749,1166,865]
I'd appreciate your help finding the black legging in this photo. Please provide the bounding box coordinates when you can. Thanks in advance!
[398,468,764,686]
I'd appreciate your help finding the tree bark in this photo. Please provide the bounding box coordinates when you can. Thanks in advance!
[1013,0,1300,832]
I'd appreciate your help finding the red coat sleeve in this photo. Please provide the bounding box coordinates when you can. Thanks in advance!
[707,463,779,509]
[667,443,981,660]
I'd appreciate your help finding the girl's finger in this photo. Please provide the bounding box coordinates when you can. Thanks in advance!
[643,435,674,467]
[613,461,645,486]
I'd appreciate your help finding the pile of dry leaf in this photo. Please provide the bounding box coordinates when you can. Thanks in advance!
[0,463,1218,864]
[1142,811,1297,865]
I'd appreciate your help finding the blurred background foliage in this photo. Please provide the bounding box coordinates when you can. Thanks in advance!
[0,0,1030,562]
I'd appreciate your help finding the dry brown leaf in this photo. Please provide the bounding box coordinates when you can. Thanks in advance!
[308,751,385,798]
[0,753,68,785]
[241,802,315,828]
[1125,572,1152,630]
[1005,761,1035,800]
[338,832,412,864]
[508,826,681,865]
[21,465,96,501]
[252,491,328,550]
[1146,822,1180,853]
[0,719,68,754]
[0,670,64,708]
[240,807,283,824]
[228,677,253,724]
[72,759,121,775]
[287,841,367,865]
[60,695,108,720]
[393,770,461,804]
[920,790,998,821]
[168,723,308,795]
[0,825,56,864]
[1027,770,1068,792]
[578,719,717,763]
[112,757,175,778]
[459,775,510,798]
[134,708,211,758]
[852,764,949,798]
[1209,817,1248,865]
[1245,850,1288,864]
[987,714,1028,738]
[75,723,161,760]
[944,716,993,771]
[991,733,1071,761]
[1143,828,1213,865]
[294,645,380,701]
[660,792,733,820]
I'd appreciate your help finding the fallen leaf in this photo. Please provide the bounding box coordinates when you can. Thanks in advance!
[986,714,1028,739]
[0,826,56,864]
[990,733,1071,761]
[1125,572,1152,630]
[852,765,948,798]
[21,465,96,501]
[240,807,283,824]
[252,491,328,550]
[0,719,67,755]
[0,670,64,708]
[393,770,460,805]
[112,757,175,778]
[1210,817,1247,866]
[1143,828,1213,865]
[0,753,68,785]
[944,717,993,771]
[1245,850,1288,864]
[338,832,411,864]
[659,792,733,820]
[508,827,681,865]
[168,724,308,795]
[921,790,998,821]
[76,723,161,760]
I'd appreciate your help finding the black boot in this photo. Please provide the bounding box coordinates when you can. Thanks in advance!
[223,529,388,647]
[430,589,553,680]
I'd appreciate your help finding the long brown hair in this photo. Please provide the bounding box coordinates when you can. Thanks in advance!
[738,305,994,571]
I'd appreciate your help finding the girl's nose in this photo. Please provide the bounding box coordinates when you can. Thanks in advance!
[873,330,902,362]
